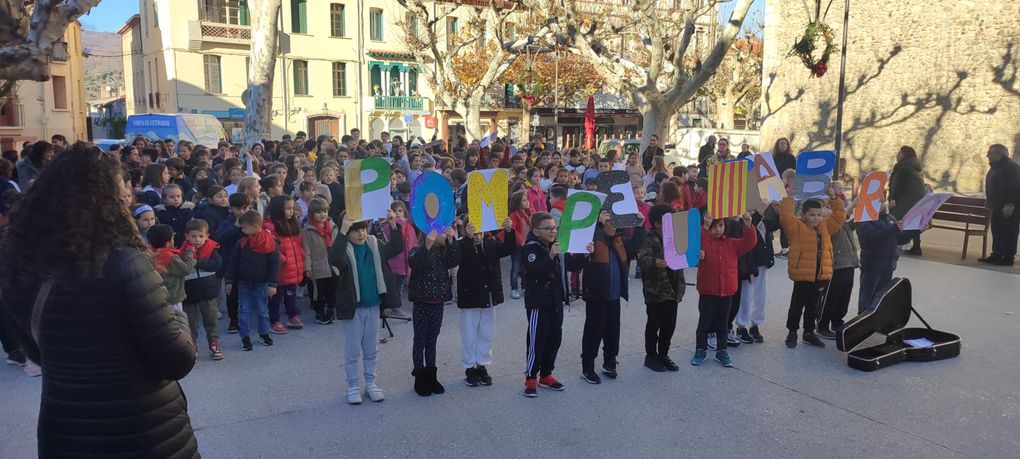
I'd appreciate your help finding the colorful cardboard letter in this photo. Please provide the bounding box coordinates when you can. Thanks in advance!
[467,168,509,232]
[746,167,769,212]
[900,193,952,231]
[344,157,392,222]
[410,171,456,234]
[854,171,889,222]
[559,190,606,254]
[662,209,702,269]
[595,170,642,228]
[753,153,787,201]
[793,150,836,201]
[708,162,747,219]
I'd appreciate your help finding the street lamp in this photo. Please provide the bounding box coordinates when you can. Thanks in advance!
[832,0,850,180]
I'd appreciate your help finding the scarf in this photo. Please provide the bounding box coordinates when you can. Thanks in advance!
[182,239,221,260]
[151,246,182,273]
[241,229,277,254]
[312,219,334,248]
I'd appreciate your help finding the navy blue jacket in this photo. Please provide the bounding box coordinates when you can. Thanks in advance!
[856,213,900,270]
[213,215,242,274]
[224,238,281,287]
[193,200,229,235]
[155,204,193,248]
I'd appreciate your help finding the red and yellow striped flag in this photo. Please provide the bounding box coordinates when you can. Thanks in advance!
[707,162,747,219]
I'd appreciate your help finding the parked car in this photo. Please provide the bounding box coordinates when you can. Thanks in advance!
[663,143,699,167]
[94,139,125,152]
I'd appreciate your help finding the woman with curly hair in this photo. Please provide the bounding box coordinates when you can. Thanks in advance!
[0,142,199,458]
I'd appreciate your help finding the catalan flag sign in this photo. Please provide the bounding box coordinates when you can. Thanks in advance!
[707,162,747,219]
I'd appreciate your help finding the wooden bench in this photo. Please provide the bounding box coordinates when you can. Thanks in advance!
[930,196,991,260]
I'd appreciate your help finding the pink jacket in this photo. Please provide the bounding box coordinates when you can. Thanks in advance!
[527,185,548,213]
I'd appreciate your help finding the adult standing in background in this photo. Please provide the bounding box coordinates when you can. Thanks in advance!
[771,137,796,258]
[981,144,1020,266]
[888,146,926,256]
[697,135,717,165]
[0,143,199,458]
[16,141,53,190]
[641,134,664,171]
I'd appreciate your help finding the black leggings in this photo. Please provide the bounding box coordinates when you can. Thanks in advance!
[412,302,444,369]
[645,301,678,357]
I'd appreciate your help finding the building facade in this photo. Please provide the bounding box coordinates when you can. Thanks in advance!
[0,21,88,150]
[760,0,1020,193]
[120,0,440,143]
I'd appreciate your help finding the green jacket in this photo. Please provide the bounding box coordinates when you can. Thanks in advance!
[831,221,860,270]
[637,231,686,304]
[161,250,194,305]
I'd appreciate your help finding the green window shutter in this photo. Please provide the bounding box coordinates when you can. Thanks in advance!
[291,0,307,33]
[239,0,250,26]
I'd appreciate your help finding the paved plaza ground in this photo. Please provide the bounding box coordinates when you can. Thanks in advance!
[1,249,1018,458]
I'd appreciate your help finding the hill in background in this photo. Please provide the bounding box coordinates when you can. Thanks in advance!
[82,30,124,102]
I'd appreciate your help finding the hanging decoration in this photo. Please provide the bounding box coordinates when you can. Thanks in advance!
[790,22,837,77]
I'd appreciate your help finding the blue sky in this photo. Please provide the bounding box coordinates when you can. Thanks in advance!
[719,0,766,35]
[80,0,139,32]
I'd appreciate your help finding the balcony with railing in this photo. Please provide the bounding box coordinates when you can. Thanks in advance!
[373,95,425,112]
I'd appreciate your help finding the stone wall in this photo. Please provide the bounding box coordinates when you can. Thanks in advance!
[760,0,1020,193]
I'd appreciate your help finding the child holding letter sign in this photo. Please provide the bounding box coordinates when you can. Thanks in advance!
[692,212,757,367]
[521,212,591,398]
[637,204,687,372]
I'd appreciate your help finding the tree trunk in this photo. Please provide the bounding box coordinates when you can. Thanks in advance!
[715,96,736,130]
[243,0,282,147]
[461,93,485,142]
[0,0,101,93]
[639,103,668,151]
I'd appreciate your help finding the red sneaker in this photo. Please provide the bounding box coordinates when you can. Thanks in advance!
[209,341,224,360]
[270,322,288,334]
[539,375,565,391]
[286,316,304,329]
[523,378,538,398]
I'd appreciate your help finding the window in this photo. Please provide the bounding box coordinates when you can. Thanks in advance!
[332,62,347,97]
[408,68,418,96]
[293,60,309,95]
[204,0,250,25]
[291,0,307,33]
[143,1,148,37]
[405,12,419,37]
[446,17,459,47]
[51,76,68,110]
[369,8,383,40]
[330,3,346,37]
[153,1,159,28]
[245,57,250,84]
[203,55,222,93]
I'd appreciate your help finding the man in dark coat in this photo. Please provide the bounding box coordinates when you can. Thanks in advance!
[981,144,1020,266]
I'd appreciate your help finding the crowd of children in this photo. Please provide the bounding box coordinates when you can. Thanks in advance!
[1,132,907,404]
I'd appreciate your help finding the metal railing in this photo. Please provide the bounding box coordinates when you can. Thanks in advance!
[373,95,425,112]
[200,21,251,42]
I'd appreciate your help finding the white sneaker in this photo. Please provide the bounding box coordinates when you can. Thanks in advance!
[366,384,385,402]
[346,386,363,405]
[707,333,717,351]
[511,289,521,299]
[24,359,42,377]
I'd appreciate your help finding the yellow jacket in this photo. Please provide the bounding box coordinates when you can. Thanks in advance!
[779,197,846,281]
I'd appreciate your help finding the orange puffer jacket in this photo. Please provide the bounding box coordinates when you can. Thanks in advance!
[779,197,846,281]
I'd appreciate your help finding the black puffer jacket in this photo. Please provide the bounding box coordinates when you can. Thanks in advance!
[985,156,1020,209]
[184,248,222,303]
[3,247,199,458]
[193,200,229,235]
[738,207,781,280]
[456,233,515,308]
[328,220,404,320]
[888,157,926,220]
[408,239,461,304]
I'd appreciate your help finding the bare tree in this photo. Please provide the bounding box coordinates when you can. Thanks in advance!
[243,0,282,146]
[699,36,762,129]
[0,0,101,97]
[528,0,754,148]
[398,0,541,141]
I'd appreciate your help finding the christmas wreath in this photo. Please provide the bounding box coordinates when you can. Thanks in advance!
[516,68,543,105]
[791,22,837,77]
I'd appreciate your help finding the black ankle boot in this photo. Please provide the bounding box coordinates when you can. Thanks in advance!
[427,367,445,394]
[412,368,432,397]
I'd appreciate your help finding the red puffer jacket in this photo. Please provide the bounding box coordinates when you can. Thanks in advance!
[696,224,757,296]
[265,220,306,286]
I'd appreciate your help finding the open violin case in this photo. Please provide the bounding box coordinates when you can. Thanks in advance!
[836,277,961,371]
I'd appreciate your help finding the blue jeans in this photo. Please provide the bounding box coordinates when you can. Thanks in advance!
[510,246,523,290]
[238,283,270,338]
[343,306,380,388]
